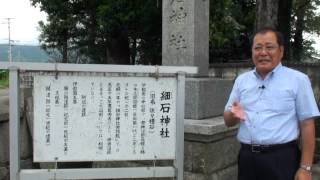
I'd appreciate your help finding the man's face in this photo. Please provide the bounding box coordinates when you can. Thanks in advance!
[252,31,284,77]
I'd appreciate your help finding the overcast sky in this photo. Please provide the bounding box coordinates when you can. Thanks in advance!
[0,0,319,51]
[0,0,46,45]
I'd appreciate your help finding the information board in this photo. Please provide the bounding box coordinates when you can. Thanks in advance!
[33,75,177,162]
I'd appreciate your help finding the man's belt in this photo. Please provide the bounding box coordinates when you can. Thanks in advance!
[241,140,297,153]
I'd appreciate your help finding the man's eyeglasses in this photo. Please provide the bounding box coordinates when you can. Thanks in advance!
[253,45,279,52]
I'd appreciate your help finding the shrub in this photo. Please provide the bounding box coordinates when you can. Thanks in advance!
[0,70,8,80]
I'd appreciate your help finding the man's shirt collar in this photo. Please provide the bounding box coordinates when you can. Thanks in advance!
[253,63,283,79]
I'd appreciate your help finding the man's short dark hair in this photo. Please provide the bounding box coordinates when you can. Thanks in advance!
[253,27,285,47]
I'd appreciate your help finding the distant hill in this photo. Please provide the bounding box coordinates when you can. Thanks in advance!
[0,44,50,62]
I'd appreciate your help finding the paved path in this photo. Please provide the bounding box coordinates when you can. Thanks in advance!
[0,88,8,97]
[0,88,9,121]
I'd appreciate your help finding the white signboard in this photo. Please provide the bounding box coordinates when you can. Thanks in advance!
[33,75,177,162]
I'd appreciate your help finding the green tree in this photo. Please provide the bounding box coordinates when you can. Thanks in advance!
[97,0,162,65]
[255,0,280,30]
[255,0,294,61]
[32,0,319,64]
[278,0,294,60]
[292,0,320,61]
[209,0,255,62]
[31,0,78,63]
[31,0,162,64]
[248,0,320,62]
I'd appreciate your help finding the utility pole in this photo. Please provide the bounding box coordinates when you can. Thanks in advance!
[4,18,14,62]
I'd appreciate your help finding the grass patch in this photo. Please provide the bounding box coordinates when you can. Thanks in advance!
[0,70,9,89]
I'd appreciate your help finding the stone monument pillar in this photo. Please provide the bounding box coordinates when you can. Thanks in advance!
[162,0,209,76]
[162,0,232,120]
[162,1,239,179]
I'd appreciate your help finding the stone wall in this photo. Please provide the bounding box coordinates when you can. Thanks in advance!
[209,62,320,104]
[209,62,320,117]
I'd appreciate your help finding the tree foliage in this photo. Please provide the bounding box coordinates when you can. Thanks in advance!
[291,0,320,61]
[31,0,320,64]
[209,0,255,62]
[31,0,162,64]
[214,0,320,62]
[31,0,76,63]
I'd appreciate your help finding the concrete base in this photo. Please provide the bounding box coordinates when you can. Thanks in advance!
[185,78,233,119]
[184,117,239,179]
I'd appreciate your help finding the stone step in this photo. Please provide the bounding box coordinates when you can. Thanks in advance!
[185,116,237,136]
[185,116,238,143]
